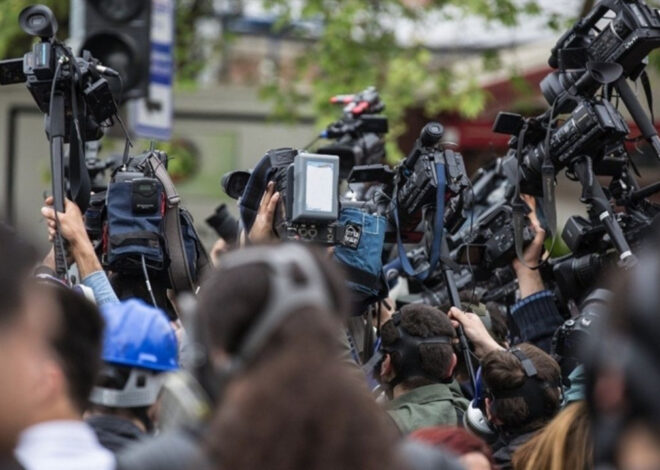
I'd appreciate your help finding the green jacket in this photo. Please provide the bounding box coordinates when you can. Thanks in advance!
[386,382,469,435]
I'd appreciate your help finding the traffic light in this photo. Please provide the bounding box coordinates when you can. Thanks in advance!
[78,0,151,101]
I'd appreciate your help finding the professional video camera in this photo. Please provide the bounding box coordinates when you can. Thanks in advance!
[316,86,388,178]
[84,148,210,296]
[487,0,660,306]
[267,148,344,245]
[0,4,122,278]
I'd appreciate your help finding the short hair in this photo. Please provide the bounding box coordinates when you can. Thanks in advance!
[481,343,561,431]
[46,285,104,412]
[196,246,347,356]
[380,304,456,387]
[0,223,36,326]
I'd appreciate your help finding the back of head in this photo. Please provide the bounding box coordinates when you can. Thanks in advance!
[585,245,660,467]
[380,304,456,388]
[194,244,348,401]
[206,334,402,470]
[44,284,105,413]
[481,343,561,432]
[512,401,592,470]
[196,243,347,357]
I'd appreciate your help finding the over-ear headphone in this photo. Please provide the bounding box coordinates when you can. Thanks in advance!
[464,347,559,442]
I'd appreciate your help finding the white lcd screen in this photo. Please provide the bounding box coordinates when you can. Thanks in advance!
[305,161,334,213]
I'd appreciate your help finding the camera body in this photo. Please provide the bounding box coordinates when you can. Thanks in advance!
[268,148,342,245]
[495,98,629,195]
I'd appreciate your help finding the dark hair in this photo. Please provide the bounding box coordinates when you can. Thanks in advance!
[481,343,561,432]
[46,285,104,412]
[0,223,36,326]
[410,426,496,469]
[205,311,402,470]
[380,304,456,388]
[196,245,348,356]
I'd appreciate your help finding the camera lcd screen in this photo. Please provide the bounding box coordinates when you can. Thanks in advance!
[305,161,334,213]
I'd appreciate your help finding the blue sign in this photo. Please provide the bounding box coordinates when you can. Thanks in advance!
[131,0,175,141]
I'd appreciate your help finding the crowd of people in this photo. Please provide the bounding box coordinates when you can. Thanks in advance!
[0,176,659,470]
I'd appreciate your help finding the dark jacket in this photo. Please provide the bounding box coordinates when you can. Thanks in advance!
[509,290,564,353]
[492,430,537,470]
[0,456,24,470]
[86,415,146,453]
[386,382,469,435]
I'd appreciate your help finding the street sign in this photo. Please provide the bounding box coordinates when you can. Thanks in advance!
[131,0,174,140]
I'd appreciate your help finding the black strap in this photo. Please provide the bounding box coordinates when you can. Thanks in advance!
[68,117,91,213]
[147,153,195,293]
[640,70,655,126]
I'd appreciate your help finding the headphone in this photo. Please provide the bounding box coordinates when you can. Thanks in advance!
[376,311,455,389]
[464,347,559,441]
[158,243,338,430]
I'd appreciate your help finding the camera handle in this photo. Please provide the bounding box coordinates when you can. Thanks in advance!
[570,156,637,269]
[440,235,478,391]
[615,76,660,159]
[48,88,69,279]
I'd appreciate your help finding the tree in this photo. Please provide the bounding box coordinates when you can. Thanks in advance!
[257,0,547,158]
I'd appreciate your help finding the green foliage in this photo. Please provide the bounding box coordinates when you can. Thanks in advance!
[258,0,545,160]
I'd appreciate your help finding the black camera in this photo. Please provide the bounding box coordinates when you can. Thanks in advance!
[494,98,629,195]
[0,6,117,141]
[392,122,469,230]
[316,87,388,178]
[206,204,239,244]
[542,0,660,112]
[267,148,342,245]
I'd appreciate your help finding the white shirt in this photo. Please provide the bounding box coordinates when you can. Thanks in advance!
[15,420,115,470]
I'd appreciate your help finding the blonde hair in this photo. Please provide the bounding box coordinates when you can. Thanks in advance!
[512,401,593,470]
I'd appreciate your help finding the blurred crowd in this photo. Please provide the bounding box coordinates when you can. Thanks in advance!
[0,188,658,470]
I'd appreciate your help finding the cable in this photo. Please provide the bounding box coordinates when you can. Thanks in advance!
[141,255,158,307]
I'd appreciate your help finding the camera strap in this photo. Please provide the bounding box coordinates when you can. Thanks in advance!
[147,153,195,293]
[512,122,530,267]
[393,161,446,281]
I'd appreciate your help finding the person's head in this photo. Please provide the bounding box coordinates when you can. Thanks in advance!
[33,285,105,419]
[481,343,561,433]
[379,304,457,393]
[195,243,348,402]
[87,299,179,431]
[586,246,660,469]
[410,427,496,470]
[205,321,402,470]
[0,225,51,454]
[512,401,592,470]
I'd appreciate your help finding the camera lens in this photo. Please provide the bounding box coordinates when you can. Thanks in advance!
[28,15,46,27]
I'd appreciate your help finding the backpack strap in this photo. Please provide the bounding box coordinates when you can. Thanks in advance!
[147,152,195,293]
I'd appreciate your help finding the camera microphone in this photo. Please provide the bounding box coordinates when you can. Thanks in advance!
[95,65,120,77]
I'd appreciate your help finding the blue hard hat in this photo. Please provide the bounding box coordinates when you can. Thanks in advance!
[100,299,179,372]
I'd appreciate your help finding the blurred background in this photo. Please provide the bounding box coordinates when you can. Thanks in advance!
[2,0,660,251]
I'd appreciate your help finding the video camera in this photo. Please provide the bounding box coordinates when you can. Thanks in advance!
[267,148,344,245]
[316,87,388,178]
[494,98,629,196]
[0,4,121,278]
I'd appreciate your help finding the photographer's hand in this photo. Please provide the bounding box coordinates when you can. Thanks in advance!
[249,181,280,243]
[41,196,102,279]
[448,307,503,359]
[512,194,547,299]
